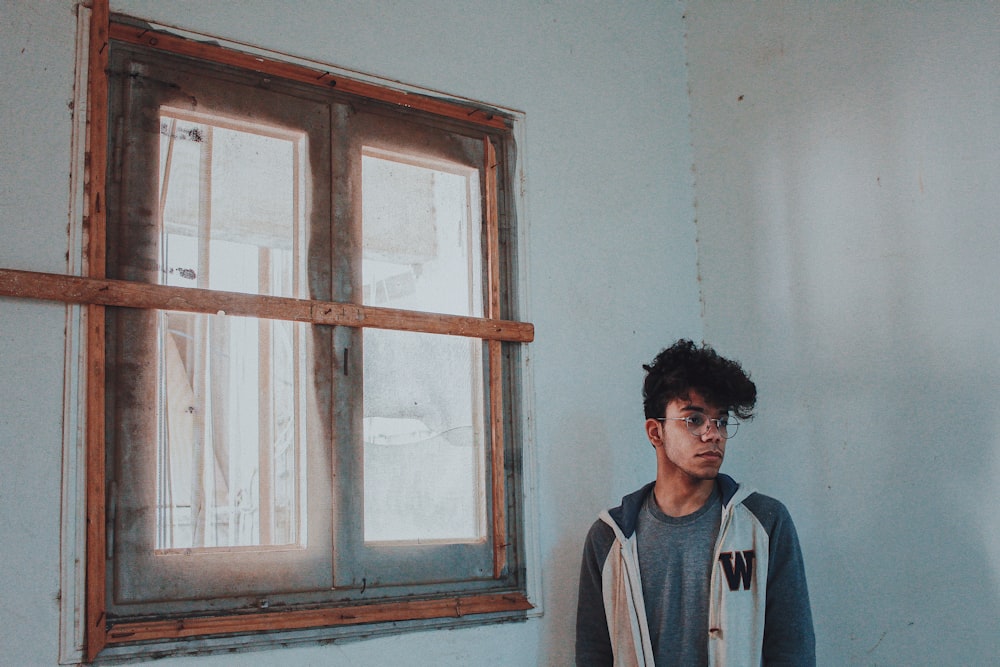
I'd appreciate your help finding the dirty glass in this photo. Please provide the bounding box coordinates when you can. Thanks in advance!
[361,150,486,544]
[155,114,306,551]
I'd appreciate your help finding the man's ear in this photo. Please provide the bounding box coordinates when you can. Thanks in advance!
[645,418,663,448]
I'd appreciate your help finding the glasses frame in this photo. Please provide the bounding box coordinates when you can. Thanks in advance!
[657,414,739,439]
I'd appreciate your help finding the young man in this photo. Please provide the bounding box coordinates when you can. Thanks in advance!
[575,340,815,666]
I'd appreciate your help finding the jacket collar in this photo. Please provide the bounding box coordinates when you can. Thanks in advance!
[606,474,742,539]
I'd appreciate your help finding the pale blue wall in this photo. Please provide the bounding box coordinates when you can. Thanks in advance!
[0,1,699,665]
[687,1,1000,664]
[0,2,81,666]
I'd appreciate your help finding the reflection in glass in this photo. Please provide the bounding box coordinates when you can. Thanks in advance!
[362,330,486,544]
[361,150,486,544]
[155,113,306,550]
[361,149,483,317]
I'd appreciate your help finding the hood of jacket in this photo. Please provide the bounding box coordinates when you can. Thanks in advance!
[602,474,753,540]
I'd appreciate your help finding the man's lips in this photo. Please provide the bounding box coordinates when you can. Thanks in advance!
[697,451,724,460]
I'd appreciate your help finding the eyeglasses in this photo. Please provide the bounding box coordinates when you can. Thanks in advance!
[657,414,739,439]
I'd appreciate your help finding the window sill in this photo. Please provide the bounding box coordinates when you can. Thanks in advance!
[92,592,532,663]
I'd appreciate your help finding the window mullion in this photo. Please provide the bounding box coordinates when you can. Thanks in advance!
[190,127,213,548]
[258,248,274,545]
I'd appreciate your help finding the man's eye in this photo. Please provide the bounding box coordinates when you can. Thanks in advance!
[687,414,706,427]
[717,418,730,428]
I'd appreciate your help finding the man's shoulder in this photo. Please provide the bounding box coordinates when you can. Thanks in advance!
[740,491,795,530]
[581,516,619,566]
[737,491,808,558]
[603,481,655,539]
[585,516,615,540]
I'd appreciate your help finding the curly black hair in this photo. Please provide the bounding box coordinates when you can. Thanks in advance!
[642,339,757,420]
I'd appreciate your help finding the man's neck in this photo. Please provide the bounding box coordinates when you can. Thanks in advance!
[652,476,717,517]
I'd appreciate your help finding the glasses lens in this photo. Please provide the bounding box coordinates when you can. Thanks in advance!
[685,415,738,439]
[684,414,707,435]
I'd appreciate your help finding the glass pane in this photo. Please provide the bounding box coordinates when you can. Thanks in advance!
[361,149,482,316]
[159,114,301,295]
[362,329,486,544]
[360,147,488,545]
[155,112,306,550]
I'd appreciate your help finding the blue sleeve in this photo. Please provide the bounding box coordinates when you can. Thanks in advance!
[576,519,615,666]
[744,494,816,666]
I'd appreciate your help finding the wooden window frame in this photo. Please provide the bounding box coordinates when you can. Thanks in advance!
[0,3,533,662]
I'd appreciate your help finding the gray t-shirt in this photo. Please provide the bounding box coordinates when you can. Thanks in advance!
[635,487,721,667]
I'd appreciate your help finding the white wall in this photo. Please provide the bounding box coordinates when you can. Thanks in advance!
[0,1,699,665]
[687,1,1000,664]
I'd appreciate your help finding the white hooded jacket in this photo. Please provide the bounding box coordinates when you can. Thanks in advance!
[575,475,814,666]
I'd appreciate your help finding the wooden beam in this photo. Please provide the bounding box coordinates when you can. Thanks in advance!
[108,21,509,131]
[84,0,111,661]
[104,593,533,644]
[0,269,534,343]
[483,137,508,579]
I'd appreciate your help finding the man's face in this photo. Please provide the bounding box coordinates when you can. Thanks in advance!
[647,388,727,482]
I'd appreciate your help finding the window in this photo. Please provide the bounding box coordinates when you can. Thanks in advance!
[66,13,531,661]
